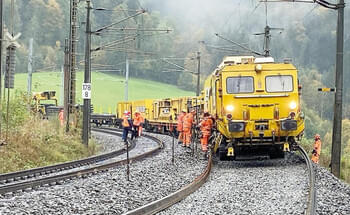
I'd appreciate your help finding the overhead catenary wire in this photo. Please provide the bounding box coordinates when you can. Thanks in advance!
[263,0,343,9]
[215,33,263,56]
[94,9,146,33]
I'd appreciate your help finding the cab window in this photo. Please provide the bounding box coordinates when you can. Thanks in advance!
[265,75,293,92]
[226,76,254,94]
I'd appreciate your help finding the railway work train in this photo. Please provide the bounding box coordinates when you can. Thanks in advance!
[92,55,305,160]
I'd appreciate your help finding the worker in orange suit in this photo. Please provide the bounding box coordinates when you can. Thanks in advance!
[311,134,322,164]
[199,112,213,158]
[122,111,133,142]
[138,113,144,137]
[183,109,196,148]
[58,109,64,126]
[133,112,144,138]
[177,109,186,145]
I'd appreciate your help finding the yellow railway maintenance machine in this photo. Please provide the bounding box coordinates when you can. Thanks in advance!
[32,91,59,119]
[204,56,305,160]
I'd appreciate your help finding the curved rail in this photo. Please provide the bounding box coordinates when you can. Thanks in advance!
[0,129,135,184]
[297,145,316,215]
[0,129,163,195]
[124,153,212,215]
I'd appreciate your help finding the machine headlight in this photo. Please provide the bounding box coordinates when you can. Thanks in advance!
[228,122,245,132]
[289,101,297,109]
[226,105,234,112]
[281,119,297,131]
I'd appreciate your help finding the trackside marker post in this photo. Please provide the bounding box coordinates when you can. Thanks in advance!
[126,140,130,181]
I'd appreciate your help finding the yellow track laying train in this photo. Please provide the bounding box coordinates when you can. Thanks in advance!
[102,56,304,160]
[202,56,304,159]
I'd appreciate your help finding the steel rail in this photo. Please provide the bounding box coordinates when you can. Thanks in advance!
[297,145,316,215]
[124,153,212,215]
[0,129,134,184]
[0,129,163,195]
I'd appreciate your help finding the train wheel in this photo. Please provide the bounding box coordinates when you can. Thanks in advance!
[218,143,227,161]
[270,146,284,159]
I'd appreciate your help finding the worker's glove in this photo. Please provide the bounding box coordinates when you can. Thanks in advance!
[312,149,317,155]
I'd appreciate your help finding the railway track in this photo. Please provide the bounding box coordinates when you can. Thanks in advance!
[297,145,316,215]
[0,128,133,185]
[0,128,163,195]
[124,153,212,215]
[125,145,316,215]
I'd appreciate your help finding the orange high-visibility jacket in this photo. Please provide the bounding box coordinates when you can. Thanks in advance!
[133,114,143,126]
[177,112,186,132]
[183,113,194,131]
[200,117,213,136]
[122,116,131,127]
[314,140,322,156]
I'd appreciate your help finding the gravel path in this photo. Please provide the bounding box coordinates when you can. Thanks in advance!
[0,133,207,215]
[160,153,309,215]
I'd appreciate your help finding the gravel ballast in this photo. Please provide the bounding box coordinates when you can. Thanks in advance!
[92,131,125,153]
[160,153,309,215]
[0,133,207,214]
[315,165,350,215]
[1,130,350,215]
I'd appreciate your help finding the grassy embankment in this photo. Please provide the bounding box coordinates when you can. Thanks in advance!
[14,71,194,112]
[0,93,98,173]
[0,72,193,174]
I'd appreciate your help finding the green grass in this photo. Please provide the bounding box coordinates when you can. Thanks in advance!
[14,71,194,113]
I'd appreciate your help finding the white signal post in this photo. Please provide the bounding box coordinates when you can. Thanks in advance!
[82,83,91,99]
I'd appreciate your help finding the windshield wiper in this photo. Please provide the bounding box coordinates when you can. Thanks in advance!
[236,76,241,93]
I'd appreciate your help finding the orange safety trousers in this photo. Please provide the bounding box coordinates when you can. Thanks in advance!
[311,139,322,164]
[199,118,213,152]
[58,111,64,126]
[178,131,184,143]
[183,113,194,147]
[200,135,209,152]
[183,128,191,146]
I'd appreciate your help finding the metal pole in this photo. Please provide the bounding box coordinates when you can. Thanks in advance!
[27,38,33,95]
[172,132,175,164]
[82,0,91,145]
[196,51,201,97]
[264,26,271,57]
[64,38,70,132]
[0,0,3,140]
[6,0,14,143]
[331,0,344,178]
[195,99,198,156]
[126,139,130,181]
[10,0,13,36]
[60,66,64,106]
[125,57,129,101]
